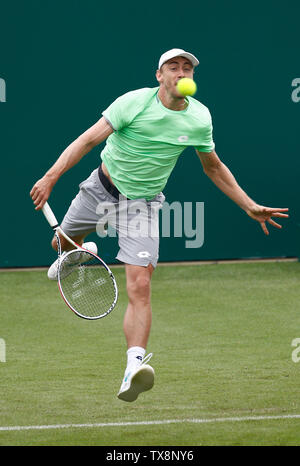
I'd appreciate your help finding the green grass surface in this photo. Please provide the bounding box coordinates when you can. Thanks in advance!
[1,261,300,446]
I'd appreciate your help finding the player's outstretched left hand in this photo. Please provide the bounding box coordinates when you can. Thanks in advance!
[246,205,289,235]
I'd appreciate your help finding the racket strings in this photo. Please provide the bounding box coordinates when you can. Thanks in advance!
[58,251,117,319]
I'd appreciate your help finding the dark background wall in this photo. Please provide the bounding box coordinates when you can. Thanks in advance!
[0,0,299,267]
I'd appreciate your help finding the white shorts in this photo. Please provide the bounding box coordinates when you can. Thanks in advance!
[60,167,165,268]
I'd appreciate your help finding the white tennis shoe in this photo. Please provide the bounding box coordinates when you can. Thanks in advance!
[117,353,154,402]
[47,242,98,280]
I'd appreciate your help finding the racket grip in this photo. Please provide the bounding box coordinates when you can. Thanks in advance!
[42,202,59,229]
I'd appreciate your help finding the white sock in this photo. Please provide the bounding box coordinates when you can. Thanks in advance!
[126,346,146,372]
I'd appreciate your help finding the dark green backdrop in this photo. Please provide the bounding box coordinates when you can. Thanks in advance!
[0,0,299,267]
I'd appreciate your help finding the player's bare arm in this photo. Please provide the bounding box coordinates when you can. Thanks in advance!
[30,117,113,210]
[196,149,289,235]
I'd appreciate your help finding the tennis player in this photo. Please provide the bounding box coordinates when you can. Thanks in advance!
[30,48,289,402]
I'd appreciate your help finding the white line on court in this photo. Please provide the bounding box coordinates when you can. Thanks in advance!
[1,414,300,432]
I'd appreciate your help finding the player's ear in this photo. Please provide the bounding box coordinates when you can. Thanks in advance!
[156,69,163,84]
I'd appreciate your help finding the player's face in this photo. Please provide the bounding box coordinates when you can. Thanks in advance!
[156,57,194,98]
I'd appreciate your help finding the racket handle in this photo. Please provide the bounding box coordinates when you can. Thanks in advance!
[42,202,59,229]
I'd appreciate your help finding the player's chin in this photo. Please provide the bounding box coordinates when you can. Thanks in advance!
[173,87,184,99]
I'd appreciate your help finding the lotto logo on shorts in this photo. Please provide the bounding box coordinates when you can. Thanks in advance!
[137,251,151,259]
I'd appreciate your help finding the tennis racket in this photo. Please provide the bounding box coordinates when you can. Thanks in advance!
[41,202,118,320]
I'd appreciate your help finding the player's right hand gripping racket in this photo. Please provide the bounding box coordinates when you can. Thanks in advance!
[41,202,118,320]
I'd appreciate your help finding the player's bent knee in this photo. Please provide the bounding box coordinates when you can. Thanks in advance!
[51,233,83,252]
[127,274,151,302]
[51,236,58,251]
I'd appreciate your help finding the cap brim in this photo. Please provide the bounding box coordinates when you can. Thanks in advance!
[175,52,199,67]
[159,50,199,69]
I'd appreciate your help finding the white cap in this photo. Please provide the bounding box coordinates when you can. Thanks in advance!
[158,48,199,70]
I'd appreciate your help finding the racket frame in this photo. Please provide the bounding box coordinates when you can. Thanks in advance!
[42,201,118,320]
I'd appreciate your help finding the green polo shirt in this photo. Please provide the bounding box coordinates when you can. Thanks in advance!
[101,87,214,200]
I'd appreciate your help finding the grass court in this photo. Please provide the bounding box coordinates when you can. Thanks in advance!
[0,261,300,446]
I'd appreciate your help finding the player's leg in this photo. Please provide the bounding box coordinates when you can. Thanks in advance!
[117,263,155,402]
[123,263,154,349]
[116,197,163,402]
[47,231,98,280]
[51,232,86,251]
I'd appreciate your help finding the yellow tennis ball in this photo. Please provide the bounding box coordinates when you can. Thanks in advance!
[176,78,197,97]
